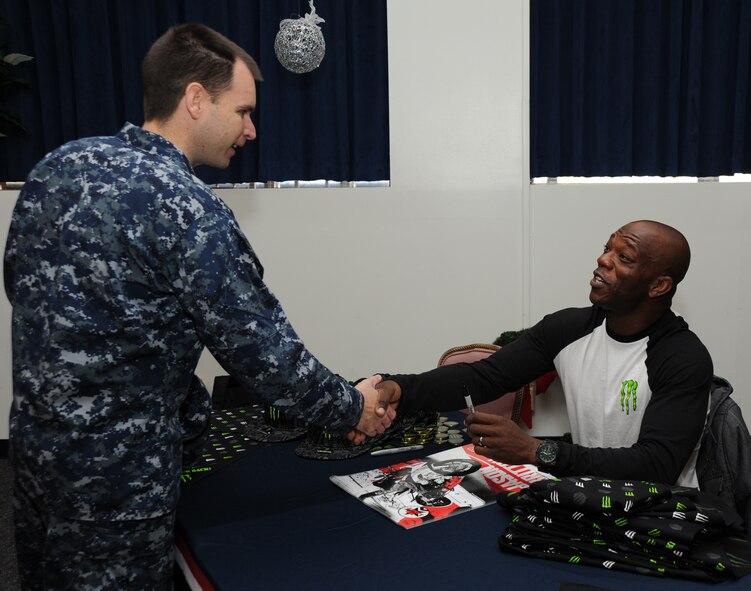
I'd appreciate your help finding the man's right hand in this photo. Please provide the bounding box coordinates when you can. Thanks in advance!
[374,377,402,415]
[347,376,403,445]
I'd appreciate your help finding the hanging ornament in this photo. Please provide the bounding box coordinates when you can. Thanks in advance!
[274,0,326,74]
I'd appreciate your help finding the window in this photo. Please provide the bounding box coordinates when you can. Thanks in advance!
[0,0,390,185]
[530,0,751,181]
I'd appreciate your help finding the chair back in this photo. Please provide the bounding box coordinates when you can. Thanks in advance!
[437,343,524,424]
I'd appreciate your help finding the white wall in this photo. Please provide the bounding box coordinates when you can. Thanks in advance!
[2,0,750,441]
[528,183,751,405]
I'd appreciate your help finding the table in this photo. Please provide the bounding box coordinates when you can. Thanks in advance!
[176,430,749,591]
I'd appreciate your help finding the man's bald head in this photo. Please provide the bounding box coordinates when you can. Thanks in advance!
[618,220,691,296]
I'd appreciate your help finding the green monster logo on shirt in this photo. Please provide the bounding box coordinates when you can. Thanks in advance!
[620,380,638,414]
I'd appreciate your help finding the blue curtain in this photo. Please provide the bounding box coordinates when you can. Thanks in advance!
[531,0,751,178]
[0,0,389,183]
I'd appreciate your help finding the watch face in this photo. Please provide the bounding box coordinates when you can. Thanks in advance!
[537,441,558,466]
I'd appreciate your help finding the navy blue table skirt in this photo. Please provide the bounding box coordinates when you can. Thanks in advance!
[176,432,749,591]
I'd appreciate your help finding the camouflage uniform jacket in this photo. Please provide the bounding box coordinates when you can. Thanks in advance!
[3,123,363,520]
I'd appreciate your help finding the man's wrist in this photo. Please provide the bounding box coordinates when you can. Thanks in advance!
[535,439,560,468]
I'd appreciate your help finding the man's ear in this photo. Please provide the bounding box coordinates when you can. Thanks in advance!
[185,82,206,120]
[649,274,674,298]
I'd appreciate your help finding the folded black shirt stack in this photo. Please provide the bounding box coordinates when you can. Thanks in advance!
[497,477,751,581]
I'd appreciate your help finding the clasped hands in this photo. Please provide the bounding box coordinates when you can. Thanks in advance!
[348,375,401,445]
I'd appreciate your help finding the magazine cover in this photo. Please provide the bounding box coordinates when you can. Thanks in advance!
[330,443,551,529]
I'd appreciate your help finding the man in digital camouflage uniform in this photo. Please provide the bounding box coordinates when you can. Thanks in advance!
[4,23,393,590]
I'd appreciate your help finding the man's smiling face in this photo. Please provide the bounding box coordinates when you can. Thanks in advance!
[589,222,663,314]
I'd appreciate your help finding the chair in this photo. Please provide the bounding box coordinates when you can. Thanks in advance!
[437,343,525,424]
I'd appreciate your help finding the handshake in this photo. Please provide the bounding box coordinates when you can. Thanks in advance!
[348,376,538,465]
[349,375,403,445]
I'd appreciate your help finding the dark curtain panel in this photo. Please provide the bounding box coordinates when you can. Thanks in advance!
[531,0,751,178]
[0,0,390,183]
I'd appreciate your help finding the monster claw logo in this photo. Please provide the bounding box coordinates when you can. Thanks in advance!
[620,380,638,414]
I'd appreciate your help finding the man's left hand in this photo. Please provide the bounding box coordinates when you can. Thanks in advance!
[465,411,541,465]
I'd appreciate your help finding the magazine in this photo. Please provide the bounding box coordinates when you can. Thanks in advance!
[330,443,551,529]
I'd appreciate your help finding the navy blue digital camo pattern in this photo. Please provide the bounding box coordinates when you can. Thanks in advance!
[3,123,363,520]
[13,478,177,590]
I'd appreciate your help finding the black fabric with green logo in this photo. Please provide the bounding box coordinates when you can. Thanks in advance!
[497,477,751,581]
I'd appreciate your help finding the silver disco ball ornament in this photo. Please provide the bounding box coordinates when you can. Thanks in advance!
[275,0,326,74]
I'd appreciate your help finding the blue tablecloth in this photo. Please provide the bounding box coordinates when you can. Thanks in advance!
[176,432,749,591]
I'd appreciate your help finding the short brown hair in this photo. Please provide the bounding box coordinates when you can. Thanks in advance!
[142,23,263,122]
